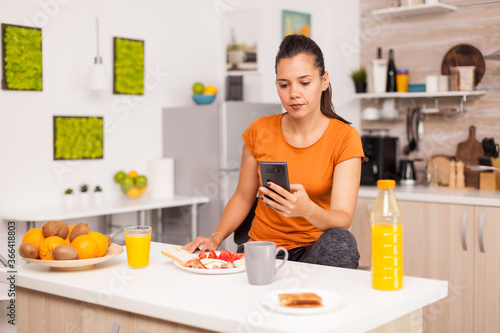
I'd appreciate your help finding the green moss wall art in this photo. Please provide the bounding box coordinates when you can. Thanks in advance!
[113,37,144,95]
[53,116,104,160]
[1,23,43,91]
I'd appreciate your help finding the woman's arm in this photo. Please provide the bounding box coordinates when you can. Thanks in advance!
[182,146,260,252]
[259,157,362,231]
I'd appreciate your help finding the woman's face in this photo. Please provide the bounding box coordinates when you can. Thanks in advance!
[276,53,329,119]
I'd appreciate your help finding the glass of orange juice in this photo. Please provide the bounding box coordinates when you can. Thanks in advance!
[124,226,152,268]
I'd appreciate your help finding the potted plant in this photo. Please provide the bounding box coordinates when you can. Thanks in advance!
[63,188,75,208]
[93,185,104,205]
[80,184,90,206]
[350,67,367,93]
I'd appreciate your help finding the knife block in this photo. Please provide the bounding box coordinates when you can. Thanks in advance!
[480,172,498,191]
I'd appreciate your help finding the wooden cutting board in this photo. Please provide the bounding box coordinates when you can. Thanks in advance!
[455,125,484,189]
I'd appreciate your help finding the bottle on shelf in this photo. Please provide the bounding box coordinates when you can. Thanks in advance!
[371,179,403,291]
[371,47,388,93]
[386,49,397,92]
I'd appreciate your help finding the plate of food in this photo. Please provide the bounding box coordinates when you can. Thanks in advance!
[161,247,245,275]
[21,243,124,271]
[262,289,345,315]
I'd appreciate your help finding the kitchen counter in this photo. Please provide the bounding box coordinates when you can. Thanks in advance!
[359,185,500,207]
[1,242,447,332]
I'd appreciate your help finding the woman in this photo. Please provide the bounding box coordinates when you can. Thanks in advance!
[183,34,364,268]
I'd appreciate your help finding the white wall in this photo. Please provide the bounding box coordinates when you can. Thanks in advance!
[0,0,359,255]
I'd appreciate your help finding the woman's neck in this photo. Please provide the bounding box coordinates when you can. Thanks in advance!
[281,112,330,148]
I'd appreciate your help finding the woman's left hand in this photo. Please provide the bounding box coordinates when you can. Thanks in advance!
[259,182,312,218]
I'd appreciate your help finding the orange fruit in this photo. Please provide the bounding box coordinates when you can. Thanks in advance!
[128,170,138,179]
[89,232,109,257]
[22,228,45,250]
[71,235,99,259]
[39,236,66,260]
[127,187,142,198]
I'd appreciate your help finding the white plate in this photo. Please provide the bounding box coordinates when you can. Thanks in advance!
[21,243,124,271]
[262,289,345,315]
[169,251,246,275]
[173,260,245,275]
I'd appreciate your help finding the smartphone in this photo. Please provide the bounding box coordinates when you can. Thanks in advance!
[259,162,290,205]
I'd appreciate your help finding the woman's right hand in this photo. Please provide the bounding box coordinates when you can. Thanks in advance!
[182,235,221,253]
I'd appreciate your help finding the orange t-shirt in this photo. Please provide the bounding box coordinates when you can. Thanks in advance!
[242,113,365,250]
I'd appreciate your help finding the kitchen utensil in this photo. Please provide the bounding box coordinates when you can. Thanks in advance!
[399,159,416,186]
[482,138,499,158]
[455,125,484,188]
[362,107,380,120]
[466,165,500,172]
[430,155,453,186]
[403,107,421,155]
[441,44,485,86]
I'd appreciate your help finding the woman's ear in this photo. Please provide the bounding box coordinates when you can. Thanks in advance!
[323,71,330,90]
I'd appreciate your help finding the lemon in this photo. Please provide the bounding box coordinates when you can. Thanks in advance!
[128,170,138,179]
[204,85,217,95]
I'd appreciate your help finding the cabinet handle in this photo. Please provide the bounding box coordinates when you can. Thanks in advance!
[478,212,485,253]
[461,211,468,251]
[110,322,120,333]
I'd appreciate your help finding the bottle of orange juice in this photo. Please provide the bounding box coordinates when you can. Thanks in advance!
[371,179,403,290]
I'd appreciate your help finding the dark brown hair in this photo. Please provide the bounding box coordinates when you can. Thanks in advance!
[275,34,351,125]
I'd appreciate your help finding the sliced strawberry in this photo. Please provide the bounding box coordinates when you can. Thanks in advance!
[198,249,207,259]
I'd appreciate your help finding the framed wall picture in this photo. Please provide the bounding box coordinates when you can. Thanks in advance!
[282,10,311,38]
[224,10,259,72]
[53,116,104,160]
[1,23,43,91]
[113,37,144,95]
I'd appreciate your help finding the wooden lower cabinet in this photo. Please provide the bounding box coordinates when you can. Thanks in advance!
[351,197,374,268]
[473,206,500,333]
[352,198,500,333]
[18,287,214,333]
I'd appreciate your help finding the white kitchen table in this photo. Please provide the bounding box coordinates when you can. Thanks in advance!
[1,195,209,242]
[1,242,448,333]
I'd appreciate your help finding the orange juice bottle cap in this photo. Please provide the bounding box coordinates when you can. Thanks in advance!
[377,179,396,189]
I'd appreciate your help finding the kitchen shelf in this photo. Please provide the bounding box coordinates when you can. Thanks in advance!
[371,3,457,18]
[356,90,486,102]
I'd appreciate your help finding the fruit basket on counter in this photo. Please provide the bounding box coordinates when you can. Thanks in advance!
[114,170,148,198]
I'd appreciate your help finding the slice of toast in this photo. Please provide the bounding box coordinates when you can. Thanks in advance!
[278,293,323,308]
[161,247,197,266]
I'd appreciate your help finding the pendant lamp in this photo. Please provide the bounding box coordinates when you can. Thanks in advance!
[88,15,107,91]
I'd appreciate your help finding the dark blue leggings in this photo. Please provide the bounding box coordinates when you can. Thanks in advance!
[237,228,360,269]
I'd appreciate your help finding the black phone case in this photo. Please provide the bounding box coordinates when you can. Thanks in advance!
[259,162,290,205]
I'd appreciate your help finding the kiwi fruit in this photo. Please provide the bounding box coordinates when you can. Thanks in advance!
[69,222,90,242]
[104,234,112,247]
[42,220,69,239]
[52,245,78,260]
[19,243,39,259]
